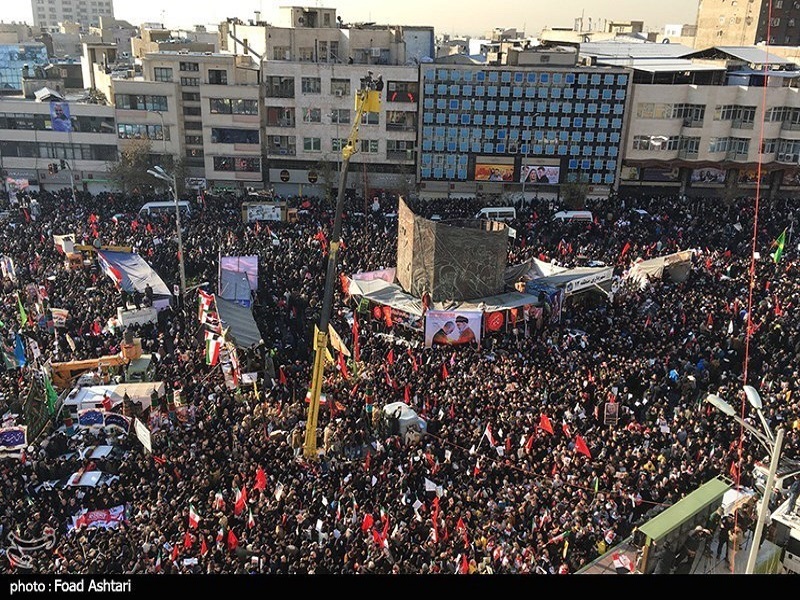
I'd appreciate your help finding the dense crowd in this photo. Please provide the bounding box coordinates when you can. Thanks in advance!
[1,184,799,574]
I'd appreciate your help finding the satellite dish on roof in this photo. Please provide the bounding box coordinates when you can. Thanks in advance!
[662,38,670,44]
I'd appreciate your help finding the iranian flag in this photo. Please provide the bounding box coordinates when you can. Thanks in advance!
[198,290,213,322]
[205,331,222,365]
[188,503,200,529]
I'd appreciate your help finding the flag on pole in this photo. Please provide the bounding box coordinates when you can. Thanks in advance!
[183,531,193,550]
[351,313,360,362]
[234,485,248,516]
[226,529,238,551]
[42,367,58,416]
[188,503,200,529]
[539,414,554,435]
[337,351,350,380]
[772,227,787,264]
[200,536,208,556]
[278,365,287,385]
[16,293,27,327]
[247,508,255,529]
[483,424,495,447]
[254,467,267,491]
[386,348,395,365]
[574,435,592,458]
[441,363,449,380]
[204,331,221,365]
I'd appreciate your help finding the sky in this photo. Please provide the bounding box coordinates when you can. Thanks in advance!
[1,0,701,37]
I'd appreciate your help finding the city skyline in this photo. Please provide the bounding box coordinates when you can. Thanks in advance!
[3,0,701,37]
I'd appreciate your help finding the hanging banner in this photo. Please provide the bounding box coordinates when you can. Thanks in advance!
[424,310,482,348]
[134,417,152,453]
[70,505,126,531]
[0,425,27,453]
[49,101,73,133]
[78,408,105,428]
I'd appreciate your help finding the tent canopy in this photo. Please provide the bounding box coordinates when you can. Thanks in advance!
[96,251,171,297]
[215,296,263,349]
[219,268,252,304]
[63,381,165,414]
[625,250,694,288]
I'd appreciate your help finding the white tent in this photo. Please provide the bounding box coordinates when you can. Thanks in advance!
[383,402,427,436]
[62,382,165,418]
[625,250,694,289]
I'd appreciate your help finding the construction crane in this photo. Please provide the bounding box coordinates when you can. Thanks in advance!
[303,73,382,459]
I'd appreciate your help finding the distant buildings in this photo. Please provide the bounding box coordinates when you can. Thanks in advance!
[31,0,114,31]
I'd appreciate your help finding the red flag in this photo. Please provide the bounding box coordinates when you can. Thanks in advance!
[404,384,411,404]
[226,529,238,551]
[574,435,592,459]
[183,531,193,550]
[620,241,631,259]
[539,414,554,435]
[364,451,371,472]
[456,517,469,546]
[171,544,179,562]
[408,348,418,372]
[234,485,248,516]
[361,513,374,532]
[386,348,395,365]
[525,432,535,452]
[441,363,449,380]
[340,273,350,296]
[460,553,470,574]
[254,467,267,491]
[338,351,350,380]
[278,366,287,386]
[706,313,714,329]
[473,457,481,478]
[153,455,166,465]
[562,422,571,438]
[200,536,208,556]
[352,314,361,362]
[730,460,739,481]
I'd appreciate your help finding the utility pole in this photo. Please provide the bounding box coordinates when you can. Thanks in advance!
[746,427,784,574]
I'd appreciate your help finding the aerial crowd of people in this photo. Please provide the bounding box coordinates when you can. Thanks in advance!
[0,183,798,574]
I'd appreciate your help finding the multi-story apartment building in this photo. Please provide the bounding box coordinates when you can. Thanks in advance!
[416,61,631,197]
[586,44,800,196]
[31,0,115,31]
[0,43,49,94]
[695,0,800,49]
[262,61,419,196]
[0,90,117,193]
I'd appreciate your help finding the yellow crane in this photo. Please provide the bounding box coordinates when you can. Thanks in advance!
[303,73,382,459]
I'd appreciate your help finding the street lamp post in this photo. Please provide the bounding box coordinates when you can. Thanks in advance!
[147,165,186,300]
[705,387,783,574]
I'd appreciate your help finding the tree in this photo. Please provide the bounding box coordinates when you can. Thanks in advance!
[107,139,154,194]
[562,172,589,211]
[315,157,338,209]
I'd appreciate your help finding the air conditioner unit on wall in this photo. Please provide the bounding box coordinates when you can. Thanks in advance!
[334,90,343,97]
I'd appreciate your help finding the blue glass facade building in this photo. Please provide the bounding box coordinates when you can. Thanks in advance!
[418,65,631,187]
[0,44,49,93]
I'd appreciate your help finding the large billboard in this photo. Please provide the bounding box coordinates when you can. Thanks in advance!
[49,101,72,133]
[474,157,515,182]
[424,310,482,348]
[691,168,726,184]
[520,164,560,184]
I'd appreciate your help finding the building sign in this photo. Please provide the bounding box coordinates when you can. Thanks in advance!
[280,170,290,182]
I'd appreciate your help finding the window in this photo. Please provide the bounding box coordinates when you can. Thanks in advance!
[709,137,730,153]
[267,135,296,155]
[185,135,202,145]
[729,138,749,156]
[180,62,199,72]
[272,46,290,60]
[184,121,202,130]
[180,77,199,87]
[386,81,418,103]
[632,135,679,151]
[213,156,261,172]
[115,94,168,111]
[266,107,295,127]
[331,78,351,97]
[208,69,228,85]
[360,112,379,125]
[386,110,416,131]
[386,139,415,159]
[211,128,259,144]
[301,77,321,94]
[679,136,700,156]
[117,123,169,140]
[209,98,259,115]
[153,67,172,82]
[331,138,348,152]
[182,92,200,102]
[761,139,777,154]
[299,47,314,61]
[360,139,379,153]
[183,106,201,116]
[265,76,294,98]
[303,137,321,152]
[330,109,350,124]
[302,107,321,123]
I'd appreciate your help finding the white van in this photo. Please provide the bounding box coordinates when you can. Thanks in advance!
[138,201,191,218]
[552,210,593,222]
[475,206,516,221]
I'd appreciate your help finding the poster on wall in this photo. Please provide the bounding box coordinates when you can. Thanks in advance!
[424,310,482,348]
[737,169,769,185]
[641,167,680,182]
[620,166,640,181]
[782,170,800,187]
[370,304,423,331]
[691,168,726,184]
[49,101,73,133]
[520,165,560,184]
[474,157,515,182]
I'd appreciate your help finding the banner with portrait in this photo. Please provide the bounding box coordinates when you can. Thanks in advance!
[690,168,726,184]
[520,164,560,185]
[641,167,680,182]
[424,310,482,348]
[474,157,514,182]
[738,168,769,186]
[49,101,73,133]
